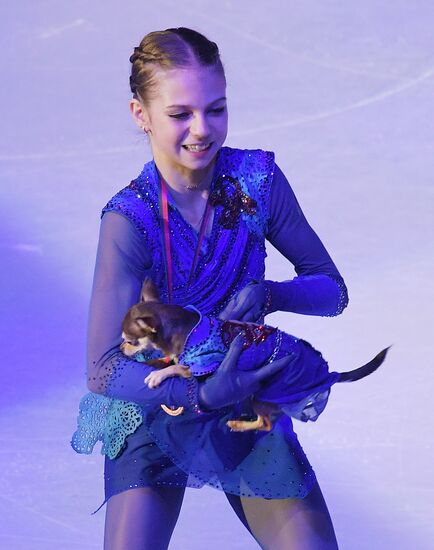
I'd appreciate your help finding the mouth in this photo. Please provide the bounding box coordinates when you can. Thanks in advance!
[120,344,135,356]
[182,142,213,153]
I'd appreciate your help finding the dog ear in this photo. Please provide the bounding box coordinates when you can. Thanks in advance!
[140,277,161,303]
[136,315,161,334]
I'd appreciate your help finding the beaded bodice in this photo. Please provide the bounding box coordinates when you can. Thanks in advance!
[102,147,275,315]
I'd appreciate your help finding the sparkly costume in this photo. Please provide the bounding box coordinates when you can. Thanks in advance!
[178,312,339,421]
[71,147,348,507]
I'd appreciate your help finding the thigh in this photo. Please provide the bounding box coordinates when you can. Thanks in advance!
[104,422,188,503]
[104,485,185,550]
[241,482,338,550]
[224,492,252,533]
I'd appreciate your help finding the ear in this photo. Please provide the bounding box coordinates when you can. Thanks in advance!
[140,277,161,303]
[129,97,151,133]
[136,315,161,334]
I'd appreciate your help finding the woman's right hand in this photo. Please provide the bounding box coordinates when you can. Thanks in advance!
[198,334,291,410]
[219,281,268,322]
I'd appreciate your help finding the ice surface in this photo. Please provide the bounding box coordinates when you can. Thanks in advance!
[1,1,433,548]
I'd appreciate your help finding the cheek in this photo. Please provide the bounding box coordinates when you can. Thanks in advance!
[158,122,187,148]
[215,112,228,133]
[215,119,228,143]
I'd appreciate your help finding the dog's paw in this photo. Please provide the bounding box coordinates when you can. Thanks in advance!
[226,415,272,432]
[144,371,165,388]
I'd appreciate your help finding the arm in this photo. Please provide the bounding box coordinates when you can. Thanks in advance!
[220,163,348,321]
[86,211,196,408]
[264,163,348,316]
[87,210,292,411]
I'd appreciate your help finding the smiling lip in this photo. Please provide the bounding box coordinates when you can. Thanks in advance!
[182,142,213,152]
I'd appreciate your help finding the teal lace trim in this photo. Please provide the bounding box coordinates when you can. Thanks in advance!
[71,392,143,459]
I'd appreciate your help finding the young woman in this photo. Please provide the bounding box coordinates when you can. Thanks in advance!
[73,27,348,549]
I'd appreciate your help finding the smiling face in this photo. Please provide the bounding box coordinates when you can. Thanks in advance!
[130,64,228,181]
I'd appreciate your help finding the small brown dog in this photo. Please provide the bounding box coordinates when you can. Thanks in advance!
[120,278,389,431]
[121,279,197,387]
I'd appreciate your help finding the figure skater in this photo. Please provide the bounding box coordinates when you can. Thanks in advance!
[72,27,352,549]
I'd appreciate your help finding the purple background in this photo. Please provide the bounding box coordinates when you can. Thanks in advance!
[1,1,433,548]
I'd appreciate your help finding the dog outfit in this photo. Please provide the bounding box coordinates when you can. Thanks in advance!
[180,312,339,421]
[71,147,348,509]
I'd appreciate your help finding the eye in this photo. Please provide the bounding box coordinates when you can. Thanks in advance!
[169,112,190,120]
[126,339,139,346]
[209,106,225,115]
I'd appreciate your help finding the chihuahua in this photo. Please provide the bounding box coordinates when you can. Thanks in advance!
[120,278,389,431]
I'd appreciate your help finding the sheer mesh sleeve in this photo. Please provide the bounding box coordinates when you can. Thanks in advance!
[265,164,349,316]
[86,211,196,408]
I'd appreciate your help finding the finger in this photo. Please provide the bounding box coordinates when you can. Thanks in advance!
[235,290,261,319]
[144,373,157,386]
[253,354,298,382]
[219,300,237,321]
[222,301,252,321]
[220,333,244,370]
[238,305,260,322]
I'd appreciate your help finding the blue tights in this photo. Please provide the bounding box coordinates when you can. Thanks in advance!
[103,482,338,549]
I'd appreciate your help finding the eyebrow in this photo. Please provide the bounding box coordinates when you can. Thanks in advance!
[165,97,227,110]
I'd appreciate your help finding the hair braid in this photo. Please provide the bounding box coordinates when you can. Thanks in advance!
[129,28,224,103]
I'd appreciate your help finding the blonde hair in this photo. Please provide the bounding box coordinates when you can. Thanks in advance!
[129,27,225,104]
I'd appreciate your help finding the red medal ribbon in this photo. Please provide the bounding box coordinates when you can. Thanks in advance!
[160,177,212,303]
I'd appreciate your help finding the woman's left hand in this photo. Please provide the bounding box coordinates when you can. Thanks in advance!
[219,281,266,322]
[198,334,292,410]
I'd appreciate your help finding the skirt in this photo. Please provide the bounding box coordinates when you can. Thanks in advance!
[99,405,317,512]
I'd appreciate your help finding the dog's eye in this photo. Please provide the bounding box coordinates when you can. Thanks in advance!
[125,339,138,346]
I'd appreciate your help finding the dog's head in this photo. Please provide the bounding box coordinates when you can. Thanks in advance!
[121,303,164,356]
[121,278,164,356]
[120,278,195,357]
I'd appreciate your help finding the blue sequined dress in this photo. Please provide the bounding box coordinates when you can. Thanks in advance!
[71,147,348,507]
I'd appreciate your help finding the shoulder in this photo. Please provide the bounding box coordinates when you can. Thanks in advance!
[218,147,275,234]
[219,146,275,179]
[100,159,160,243]
[219,147,275,201]
[102,159,158,213]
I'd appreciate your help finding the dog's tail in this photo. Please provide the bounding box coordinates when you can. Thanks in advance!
[338,346,391,383]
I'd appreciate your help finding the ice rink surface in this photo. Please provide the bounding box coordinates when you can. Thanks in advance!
[1,1,433,548]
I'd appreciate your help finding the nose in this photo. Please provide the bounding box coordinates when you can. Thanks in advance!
[190,113,210,138]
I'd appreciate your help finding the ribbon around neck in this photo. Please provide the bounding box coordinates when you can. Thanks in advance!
[159,177,213,303]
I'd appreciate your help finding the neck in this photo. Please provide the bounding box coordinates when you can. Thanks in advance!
[153,153,217,196]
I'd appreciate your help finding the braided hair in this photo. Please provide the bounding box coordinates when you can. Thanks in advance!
[129,28,224,103]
